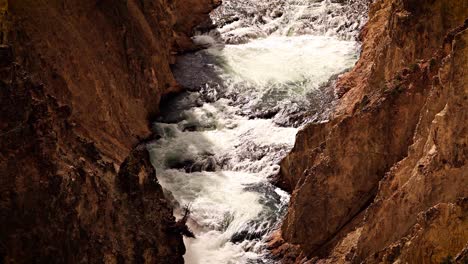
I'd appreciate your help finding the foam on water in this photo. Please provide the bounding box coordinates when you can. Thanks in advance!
[148,0,369,263]
[149,96,295,263]
[208,0,370,43]
[205,35,359,88]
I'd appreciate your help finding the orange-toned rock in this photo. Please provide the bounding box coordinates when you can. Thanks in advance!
[7,0,218,162]
[367,200,468,263]
[0,0,217,262]
[275,0,468,262]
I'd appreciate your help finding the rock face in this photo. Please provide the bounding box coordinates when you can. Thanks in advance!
[274,0,468,263]
[0,0,218,263]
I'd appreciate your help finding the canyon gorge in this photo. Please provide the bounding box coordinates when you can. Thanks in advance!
[0,0,466,263]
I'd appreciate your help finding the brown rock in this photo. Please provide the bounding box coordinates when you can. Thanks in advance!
[0,44,12,66]
[0,0,217,263]
[275,0,468,262]
[367,200,468,263]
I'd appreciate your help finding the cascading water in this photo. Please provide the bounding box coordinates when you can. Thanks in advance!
[148,0,369,263]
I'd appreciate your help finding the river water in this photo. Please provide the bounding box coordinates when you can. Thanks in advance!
[148,0,368,263]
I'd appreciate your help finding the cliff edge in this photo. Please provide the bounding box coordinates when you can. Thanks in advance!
[273,0,468,263]
[0,0,218,263]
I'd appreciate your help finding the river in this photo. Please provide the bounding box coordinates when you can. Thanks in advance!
[148,0,368,263]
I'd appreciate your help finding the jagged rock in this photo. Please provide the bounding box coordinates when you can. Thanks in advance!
[0,0,218,263]
[273,0,468,263]
[168,155,218,173]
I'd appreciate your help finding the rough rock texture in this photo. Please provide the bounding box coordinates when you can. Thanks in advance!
[274,0,468,263]
[0,0,218,263]
[6,0,219,161]
[368,199,468,263]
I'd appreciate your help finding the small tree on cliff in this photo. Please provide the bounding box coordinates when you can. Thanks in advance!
[172,203,195,238]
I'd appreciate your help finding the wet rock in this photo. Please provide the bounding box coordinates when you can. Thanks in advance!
[178,115,217,132]
[172,51,225,92]
[230,213,283,245]
[167,155,218,173]
[273,103,308,127]
[166,158,195,171]
[163,188,181,209]
[224,142,290,172]
[157,92,203,123]
[231,229,264,244]
[199,82,225,103]
[249,107,280,119]
[244,183,282,206]
[190,156,218,172]
[182,124,198,132]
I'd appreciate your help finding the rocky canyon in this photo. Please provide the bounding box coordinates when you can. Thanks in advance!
[0,0,466,264]
[0,0,219,262]
[273,0,468,263]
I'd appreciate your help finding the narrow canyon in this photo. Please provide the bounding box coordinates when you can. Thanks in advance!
[0,0,466,264]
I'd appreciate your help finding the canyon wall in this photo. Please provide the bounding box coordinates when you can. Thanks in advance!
[0,0,218,263]
[274,0,467,263]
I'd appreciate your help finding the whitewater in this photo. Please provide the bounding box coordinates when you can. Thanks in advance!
[147,0,368,263]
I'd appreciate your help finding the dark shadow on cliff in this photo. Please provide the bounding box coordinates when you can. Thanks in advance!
[157,50,227,124]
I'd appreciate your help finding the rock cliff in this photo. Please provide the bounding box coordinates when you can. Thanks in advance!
[0,0,218,263]
[273,0,468,263]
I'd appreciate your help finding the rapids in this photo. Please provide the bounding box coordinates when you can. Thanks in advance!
[147,0,369,263]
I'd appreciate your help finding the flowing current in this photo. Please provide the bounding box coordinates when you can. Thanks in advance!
[148,1,368,263]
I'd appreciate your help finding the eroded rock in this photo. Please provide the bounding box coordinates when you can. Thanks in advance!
[273,0,468,263]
